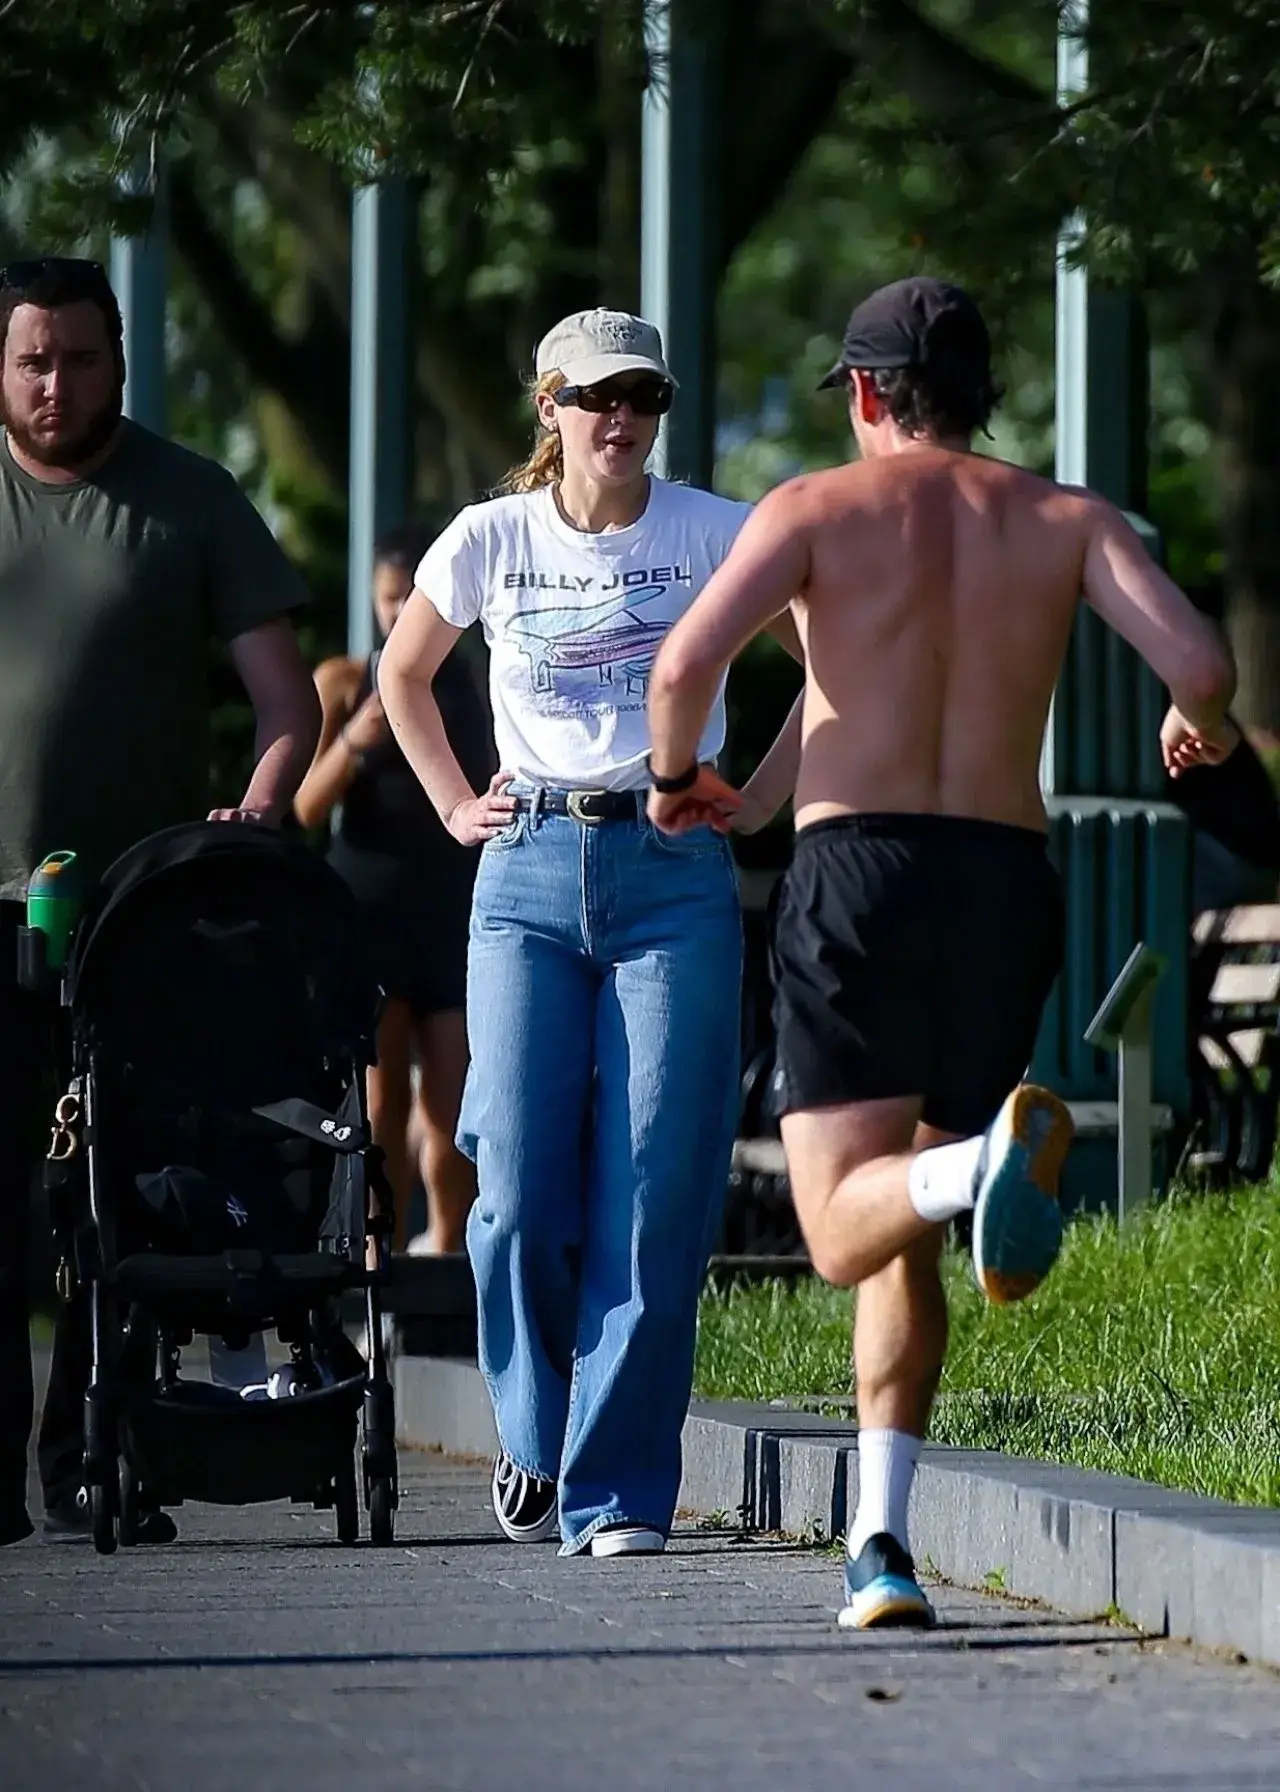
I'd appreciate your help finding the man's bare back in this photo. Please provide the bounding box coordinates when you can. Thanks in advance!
[784,441,1235,836]
[791,447,1087,834]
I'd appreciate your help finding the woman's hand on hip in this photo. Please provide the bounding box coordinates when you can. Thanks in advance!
[446,771,518,845]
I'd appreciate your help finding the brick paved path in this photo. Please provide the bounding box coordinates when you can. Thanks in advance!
[4,1450,1280,1791]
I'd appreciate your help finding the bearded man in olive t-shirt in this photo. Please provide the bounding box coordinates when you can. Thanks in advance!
[0,258,321,1548]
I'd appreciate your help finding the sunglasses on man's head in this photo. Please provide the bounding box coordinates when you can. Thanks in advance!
[0,257,112,295]
[553,376,674,418]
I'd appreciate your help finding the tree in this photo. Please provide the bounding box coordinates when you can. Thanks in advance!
[814,1,1280,732]
[6,0,1280,730]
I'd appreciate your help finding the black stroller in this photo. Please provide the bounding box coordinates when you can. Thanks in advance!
[31,822,398,1555]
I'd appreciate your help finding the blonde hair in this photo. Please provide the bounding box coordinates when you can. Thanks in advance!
[499,371,566,494]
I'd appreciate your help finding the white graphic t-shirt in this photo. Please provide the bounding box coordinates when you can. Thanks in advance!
[415,478,752,790]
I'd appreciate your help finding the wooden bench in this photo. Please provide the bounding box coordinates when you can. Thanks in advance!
[1188,903,1280,1183]
[724,1131,804,1258]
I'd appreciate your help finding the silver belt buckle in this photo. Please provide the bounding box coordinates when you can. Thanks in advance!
[566,789,606,826]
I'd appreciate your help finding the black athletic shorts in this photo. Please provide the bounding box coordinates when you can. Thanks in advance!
[769,813,1064,1136]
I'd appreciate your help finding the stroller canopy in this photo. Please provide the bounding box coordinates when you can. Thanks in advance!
[63,821,379,1060]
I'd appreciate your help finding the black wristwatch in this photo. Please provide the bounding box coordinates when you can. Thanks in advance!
[645,755,699,794]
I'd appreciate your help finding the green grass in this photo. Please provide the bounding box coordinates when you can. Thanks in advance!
[695,1181,1280,1506]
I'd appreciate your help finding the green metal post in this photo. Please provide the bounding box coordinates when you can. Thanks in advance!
[109,168,168,436]
[1048,0,1158,801]
[348,180,414,659]
[1040,0,1190,1203]
[641,0,722,487]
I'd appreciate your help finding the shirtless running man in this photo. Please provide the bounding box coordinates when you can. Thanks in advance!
[644,277,1237,1630]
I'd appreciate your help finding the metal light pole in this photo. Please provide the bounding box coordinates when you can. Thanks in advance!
[109,167,169,435]
[1054,0,1149,509]
[1034,0,1190,1205]
[1047,0,1156,800]
[640,0,722,487]
[347,179,414,658]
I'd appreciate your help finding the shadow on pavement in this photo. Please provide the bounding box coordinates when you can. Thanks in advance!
[0,1627,1141,1678]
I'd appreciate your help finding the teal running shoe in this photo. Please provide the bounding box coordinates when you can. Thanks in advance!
[971,1084,1073,1305]
[839,1532,936,1631]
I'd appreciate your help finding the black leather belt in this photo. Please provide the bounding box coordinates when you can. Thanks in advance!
[513,789,642,826]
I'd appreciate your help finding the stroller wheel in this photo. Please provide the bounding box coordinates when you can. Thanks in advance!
[118,1460,139,1549]
[334,1455,359,1545]
[369,1475,394,1547]
[90,1482,117,1556]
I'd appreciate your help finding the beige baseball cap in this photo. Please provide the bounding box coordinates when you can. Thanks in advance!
[535,308,677,388]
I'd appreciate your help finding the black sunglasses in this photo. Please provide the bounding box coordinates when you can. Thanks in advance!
[0,257,112,294]
[554,376,674,418]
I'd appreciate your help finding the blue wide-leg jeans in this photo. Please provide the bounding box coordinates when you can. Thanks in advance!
[459,795,742,1554]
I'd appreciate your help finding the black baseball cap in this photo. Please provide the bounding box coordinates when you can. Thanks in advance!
[817,276,991,391]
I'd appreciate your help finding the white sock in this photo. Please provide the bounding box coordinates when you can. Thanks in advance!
[907,1134,985,1225]
[848,1427,920,1559]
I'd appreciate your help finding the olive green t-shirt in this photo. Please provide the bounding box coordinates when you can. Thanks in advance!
[0,422,308,898]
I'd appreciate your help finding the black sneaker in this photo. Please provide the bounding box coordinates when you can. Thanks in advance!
[43,1487,178,1544]
[839,1531,936,1631]
[490,1453,558,1543]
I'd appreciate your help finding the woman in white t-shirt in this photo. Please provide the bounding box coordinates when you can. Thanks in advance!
[379,308,794,1558]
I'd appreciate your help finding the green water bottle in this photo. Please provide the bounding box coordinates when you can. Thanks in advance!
[26,851,83,973]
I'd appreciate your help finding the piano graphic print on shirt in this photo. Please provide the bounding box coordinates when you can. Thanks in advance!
[503,565,693,710]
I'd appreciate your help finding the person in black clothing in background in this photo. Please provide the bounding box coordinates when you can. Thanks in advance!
[1165,716,1280,914]
[295,525,494,1255]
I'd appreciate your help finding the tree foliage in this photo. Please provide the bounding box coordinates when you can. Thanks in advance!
[1062,2,1280,286]
[817,2,1280,288]
[6,2,1280,283]
[7,0,1280,729]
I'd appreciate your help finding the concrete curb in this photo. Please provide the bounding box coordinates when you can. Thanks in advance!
[395,1355,498,1459]
[395,1356,1280,1666]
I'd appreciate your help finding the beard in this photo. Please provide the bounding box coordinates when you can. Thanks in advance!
[3,374,125,470]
